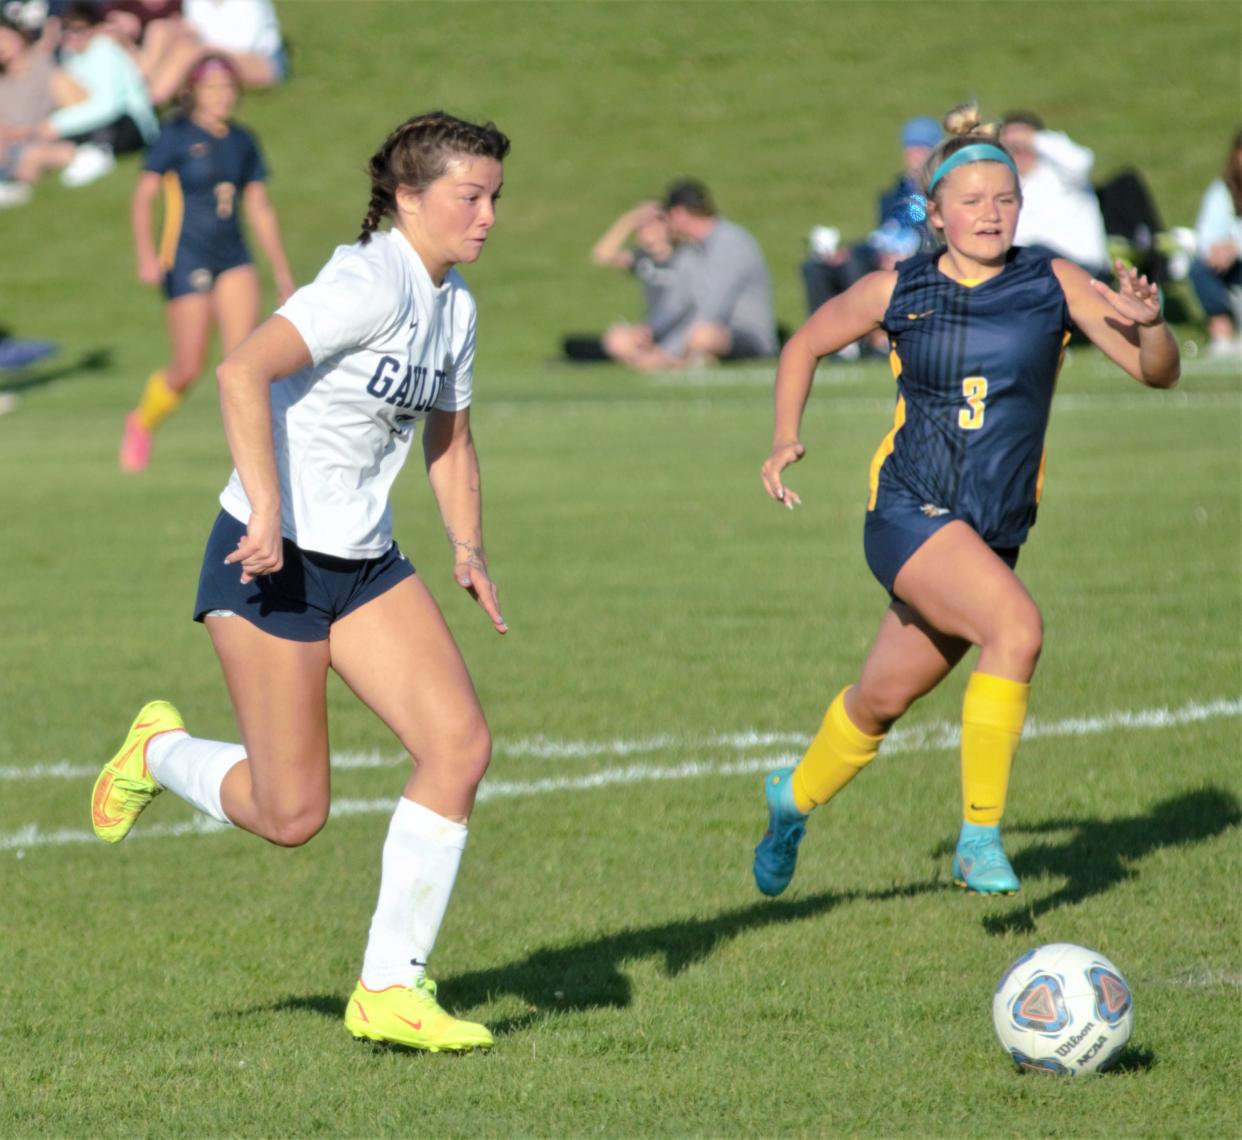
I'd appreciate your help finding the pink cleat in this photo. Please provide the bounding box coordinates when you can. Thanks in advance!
[119,413,152,472]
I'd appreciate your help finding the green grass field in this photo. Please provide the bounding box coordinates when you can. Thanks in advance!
[2,2,1240,1136]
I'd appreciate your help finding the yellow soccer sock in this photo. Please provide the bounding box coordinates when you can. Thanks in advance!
[960,672,1030,826]
[134,370,184,432]
[791,687,885,814]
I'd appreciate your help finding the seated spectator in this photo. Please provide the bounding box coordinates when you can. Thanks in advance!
[801,116,939,357]
[145,0,287,105]
[0,10,57,206]
[584,200,693,367]
[1189,127,1242,361]
[1000,110,1111,279]
[99,0,184,76]
[1095,166,1169,285]
[9,2,159,193]
[656,178,778,368]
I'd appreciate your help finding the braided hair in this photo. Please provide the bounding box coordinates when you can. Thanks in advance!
[358,111,511,245]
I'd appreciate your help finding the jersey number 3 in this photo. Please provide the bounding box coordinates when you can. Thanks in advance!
[214,183,236,220]
[958,375,987,431]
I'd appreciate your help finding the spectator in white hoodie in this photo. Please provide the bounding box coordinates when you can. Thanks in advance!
[1000,110,1110,281]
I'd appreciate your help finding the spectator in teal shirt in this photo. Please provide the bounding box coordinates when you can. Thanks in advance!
[10,3,158,195]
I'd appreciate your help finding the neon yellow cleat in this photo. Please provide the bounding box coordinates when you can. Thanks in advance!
[91,700,183,843]
[345,976,494,1053]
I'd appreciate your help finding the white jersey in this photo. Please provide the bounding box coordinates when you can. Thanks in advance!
[184,0,283,57]
[219,228,476,558]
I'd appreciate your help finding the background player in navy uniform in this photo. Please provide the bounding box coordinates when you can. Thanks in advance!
[120,53,293,472]
[753,103,1178,899]
[93,112,509,1053]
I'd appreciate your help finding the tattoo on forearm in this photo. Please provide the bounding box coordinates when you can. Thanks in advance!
[446,528,486,567]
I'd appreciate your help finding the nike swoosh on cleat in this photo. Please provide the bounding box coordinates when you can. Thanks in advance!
[395,1015,423,1031]
[92,774,124,827]
[116,721,160,775]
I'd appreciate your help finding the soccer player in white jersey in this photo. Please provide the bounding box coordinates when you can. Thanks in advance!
[91,112,510,1053]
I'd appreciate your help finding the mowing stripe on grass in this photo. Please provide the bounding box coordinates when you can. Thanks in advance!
[490,388,1241,412]
[1,697,1237,851]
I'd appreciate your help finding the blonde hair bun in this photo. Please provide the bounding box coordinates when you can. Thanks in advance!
[943,102,1000,141]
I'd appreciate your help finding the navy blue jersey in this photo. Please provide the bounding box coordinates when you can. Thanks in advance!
[143,117,267,268]
[869,247,1071,548]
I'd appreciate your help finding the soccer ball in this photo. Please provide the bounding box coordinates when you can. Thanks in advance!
[992,943,1134,1075]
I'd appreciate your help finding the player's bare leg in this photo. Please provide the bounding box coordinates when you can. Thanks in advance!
[895,521,1036,893]
[212,264,261,356]
[329,575,490,822]
[207,616,334,846]
[755,602,968,896]
[329,575,493,1050]
[121,294,212,471]
[893,520,1041,681]
[850,602,972,732]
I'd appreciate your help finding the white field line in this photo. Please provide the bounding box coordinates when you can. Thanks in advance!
[1,697,1238,852]
[6,697,1240,785]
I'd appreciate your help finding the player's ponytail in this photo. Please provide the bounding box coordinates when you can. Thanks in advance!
[358,111,511,245]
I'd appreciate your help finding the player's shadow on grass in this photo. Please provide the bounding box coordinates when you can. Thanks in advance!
[245,881,944,1037]
[977,786,1239,936]
[442,879,943,1036]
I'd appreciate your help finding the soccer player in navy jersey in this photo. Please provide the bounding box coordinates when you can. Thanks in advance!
[120,54,293,472]
[753,103,1178,899]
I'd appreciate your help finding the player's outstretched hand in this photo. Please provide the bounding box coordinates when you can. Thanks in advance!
[224,509,284,584]
[761,441,806,510]
[1090,261,1163,327]
[456,557,508,634]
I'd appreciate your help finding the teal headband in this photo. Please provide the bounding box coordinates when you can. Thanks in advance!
[927,143,1018,194]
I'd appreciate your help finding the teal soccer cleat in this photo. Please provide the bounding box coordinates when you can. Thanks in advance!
[952,821,1020,895]
[753,766,808,897]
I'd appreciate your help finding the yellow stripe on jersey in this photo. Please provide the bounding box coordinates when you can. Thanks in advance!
[1035,330,1072,505]
[867,394,906,510]
[158,172,184,271]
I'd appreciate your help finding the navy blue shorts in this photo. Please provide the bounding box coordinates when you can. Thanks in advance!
[163,242,252,300]
[193,510,416,642]
[864,483,1018,599]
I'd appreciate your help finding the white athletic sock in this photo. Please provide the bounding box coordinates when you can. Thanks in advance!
[146,731,242,826]
[359,797,468,990]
